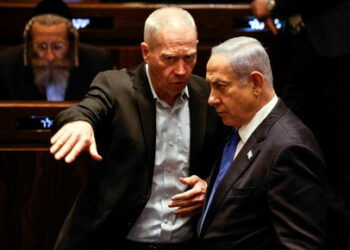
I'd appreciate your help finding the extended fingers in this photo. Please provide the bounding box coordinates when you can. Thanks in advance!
[172,176,207,201]
[53,131,81,162]
[89,140,103,161]
[50,121,96,163]
[50,126,82,161]
[173,203,203,218]
[50,128,71,156]
[169,192,205,208]
[171,187,206,201]
[63,136,91,163]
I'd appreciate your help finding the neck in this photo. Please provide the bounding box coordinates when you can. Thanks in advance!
[259,88,275,109]
[158,92,178,106]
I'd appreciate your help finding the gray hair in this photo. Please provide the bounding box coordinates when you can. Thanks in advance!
[23,14,79,67]
[144,7,197,47]
[211,36,273,87]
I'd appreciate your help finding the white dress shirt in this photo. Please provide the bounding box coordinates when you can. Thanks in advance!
[127,64,192,243]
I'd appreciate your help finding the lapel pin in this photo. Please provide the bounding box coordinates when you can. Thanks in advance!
[247,150,253,160]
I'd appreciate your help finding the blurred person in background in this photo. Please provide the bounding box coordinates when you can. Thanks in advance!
[251,0,350,248]
[0,0,113,101]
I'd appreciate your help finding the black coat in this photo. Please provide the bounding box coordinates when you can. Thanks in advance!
[274,0,350,57]
[198,100,327,250]
[53,63,227,250]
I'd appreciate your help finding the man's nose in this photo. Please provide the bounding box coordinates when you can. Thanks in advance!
[44,48,56,62]
[208,92,219,106]
[174,60,187,75]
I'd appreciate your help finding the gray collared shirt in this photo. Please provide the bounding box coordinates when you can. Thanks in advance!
[127,64,192,243]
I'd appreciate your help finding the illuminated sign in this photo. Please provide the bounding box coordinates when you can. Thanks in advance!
[16,116,54,130]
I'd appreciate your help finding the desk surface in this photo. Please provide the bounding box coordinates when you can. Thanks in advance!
[0,101,76,150]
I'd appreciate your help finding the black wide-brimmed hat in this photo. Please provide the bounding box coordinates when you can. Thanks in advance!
[31,0,72,20]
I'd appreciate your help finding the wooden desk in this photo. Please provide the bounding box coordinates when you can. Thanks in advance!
[0,102,94,250]
[0,101,76,150]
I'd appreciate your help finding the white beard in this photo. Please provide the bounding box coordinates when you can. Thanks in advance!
[33,67,70,101]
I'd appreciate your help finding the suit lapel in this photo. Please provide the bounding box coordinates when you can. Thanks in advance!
[200,138,261,236]
[130,64,156,171]
[188,80,208,174]
[130,66,210,175]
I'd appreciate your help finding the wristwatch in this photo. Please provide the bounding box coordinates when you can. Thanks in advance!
[266,0,276,11]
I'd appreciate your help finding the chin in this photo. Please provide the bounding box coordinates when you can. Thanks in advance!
[221,118,230,126]
[172,84,186,93]
[222,118,235,128]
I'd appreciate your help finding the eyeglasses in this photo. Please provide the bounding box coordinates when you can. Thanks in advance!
[33,42,67,52]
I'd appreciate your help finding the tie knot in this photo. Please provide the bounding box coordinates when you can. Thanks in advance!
[229,131,240,146]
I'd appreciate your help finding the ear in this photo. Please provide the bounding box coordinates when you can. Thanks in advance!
[250,71,264,96]
[140,42,150,63]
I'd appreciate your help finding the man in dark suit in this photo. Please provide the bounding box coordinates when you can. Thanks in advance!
[50,7,225,250]
[197,36,327,249]
[251,0,350,248]
[0,0,113,101]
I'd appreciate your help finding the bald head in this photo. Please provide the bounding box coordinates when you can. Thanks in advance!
[144,7,197,48]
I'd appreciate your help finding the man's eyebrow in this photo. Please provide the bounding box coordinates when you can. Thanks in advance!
[160,52,175,57]
[160,50,197,57]
[186,50,197,55]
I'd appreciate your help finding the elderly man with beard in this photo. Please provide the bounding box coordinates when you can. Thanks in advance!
[0,13,113,101]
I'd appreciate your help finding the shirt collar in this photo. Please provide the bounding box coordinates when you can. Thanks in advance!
[238,95,278,144]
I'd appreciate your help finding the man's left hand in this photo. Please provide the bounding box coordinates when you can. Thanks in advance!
[168,175,207,217]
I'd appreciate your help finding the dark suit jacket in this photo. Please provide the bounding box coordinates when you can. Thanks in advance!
[53,63,226,250]
[198,99,327,250]
[0,43,113,100]
[274,0,350,57]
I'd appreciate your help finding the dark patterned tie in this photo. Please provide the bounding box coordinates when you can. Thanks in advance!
[199,131,240,232]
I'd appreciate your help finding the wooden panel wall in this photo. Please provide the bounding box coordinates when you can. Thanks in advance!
[0,102,95,250]
[0,151,94,250]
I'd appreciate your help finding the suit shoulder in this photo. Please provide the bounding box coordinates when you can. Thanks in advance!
[92,69,131,87]
[255,100,322,154]
[269,110,322,154]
